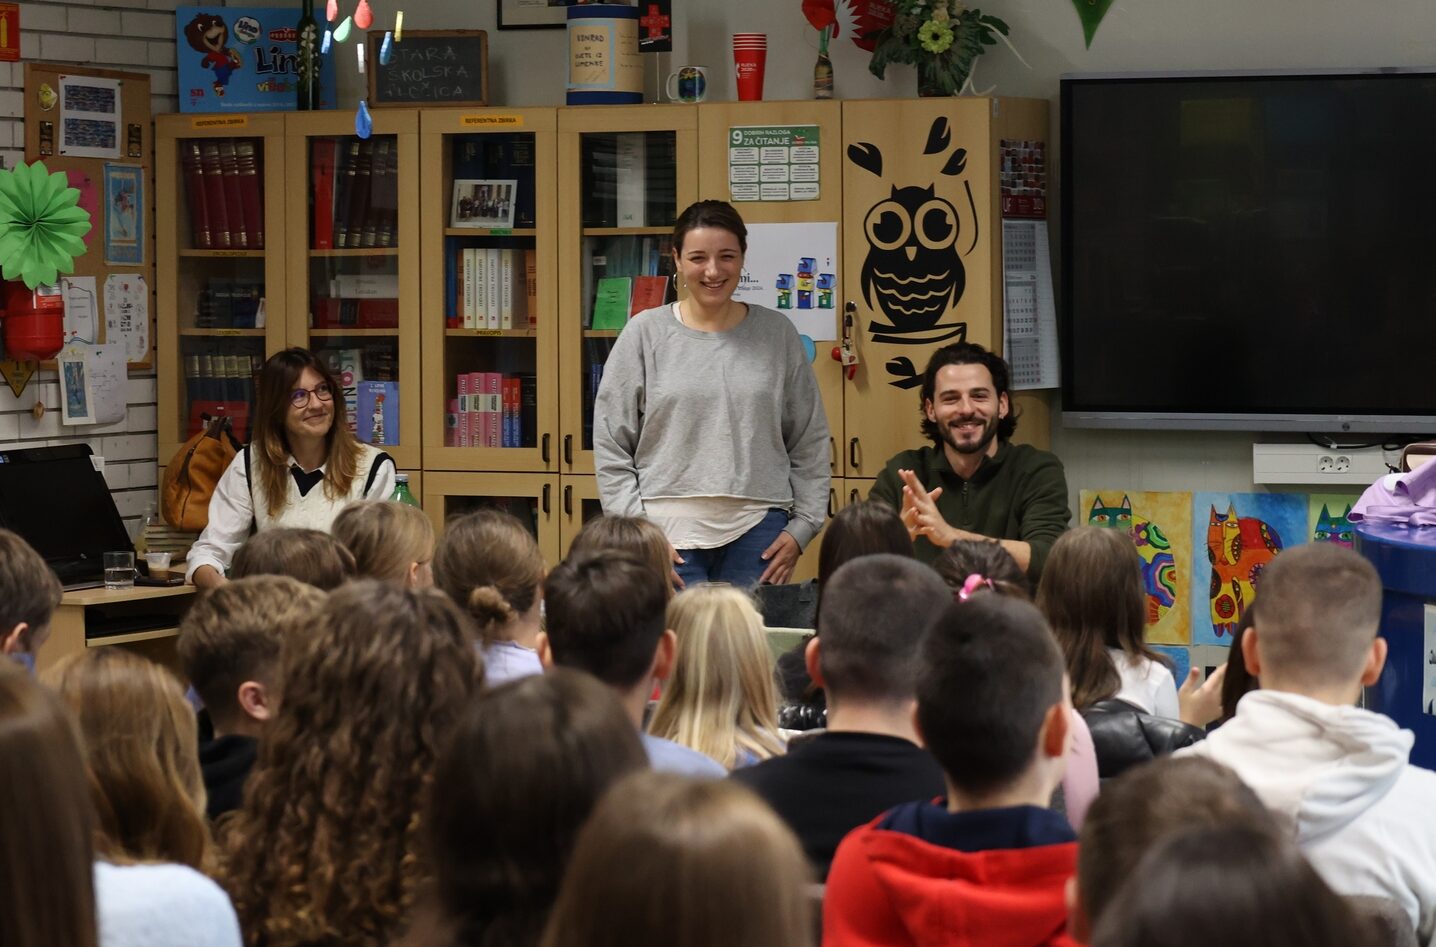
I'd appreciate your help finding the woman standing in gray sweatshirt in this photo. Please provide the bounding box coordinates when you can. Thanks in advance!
[593,200,830,589]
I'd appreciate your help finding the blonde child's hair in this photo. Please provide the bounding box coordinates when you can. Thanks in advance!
[648,585,784,769]
[332,500,435,587]
[568,515,674,600]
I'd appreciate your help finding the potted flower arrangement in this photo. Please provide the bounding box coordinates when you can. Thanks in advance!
[866,0,1013,97]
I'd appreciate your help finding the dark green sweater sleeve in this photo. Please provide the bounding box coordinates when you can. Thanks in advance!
[1016,452,1072,582]
[869,464,902,511]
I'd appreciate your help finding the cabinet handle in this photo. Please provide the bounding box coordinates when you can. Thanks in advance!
[564,484,573,517]
[542,484,551,516]
[849,437,860,470]
[829,437,836,471]
[542,433,551,465]
[827,488,835,518]
[849,488,860,505]
[564,434,573,467]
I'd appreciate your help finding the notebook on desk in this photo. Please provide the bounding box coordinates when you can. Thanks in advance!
[0,444,136,590]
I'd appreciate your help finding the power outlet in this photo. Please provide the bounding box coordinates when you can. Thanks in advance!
[1317,454,1335,473]
[1334,455,1352,472]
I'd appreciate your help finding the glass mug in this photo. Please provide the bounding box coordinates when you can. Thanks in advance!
[665,65,708,104]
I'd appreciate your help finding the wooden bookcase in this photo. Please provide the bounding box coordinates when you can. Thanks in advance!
[419,107,560,475]
[284,109,422,472]
[156,113,289,465]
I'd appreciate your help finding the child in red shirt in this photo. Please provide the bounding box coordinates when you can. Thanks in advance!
[824,595,1080,947]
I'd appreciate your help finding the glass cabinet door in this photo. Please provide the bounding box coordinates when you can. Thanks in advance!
[420,109,558,473]
[558,108,697,476]
[422,472,560,564]
[285,111,420,470]
[157,114,288,463]
[558,474,606,556]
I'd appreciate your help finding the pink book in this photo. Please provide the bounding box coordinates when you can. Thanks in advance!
[456,374,473,447]
[468,372,487,448]
[482,372,503,448]
[445,398,460,447]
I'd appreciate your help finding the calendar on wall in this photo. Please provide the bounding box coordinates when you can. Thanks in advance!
[1001,219,1058,390]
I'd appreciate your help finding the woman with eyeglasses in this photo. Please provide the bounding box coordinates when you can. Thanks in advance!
[187,348,396,588]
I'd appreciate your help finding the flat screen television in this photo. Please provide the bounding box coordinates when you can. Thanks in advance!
[1061,70,1436,434]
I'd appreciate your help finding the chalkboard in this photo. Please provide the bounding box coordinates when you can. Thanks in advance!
[367,30,489,108]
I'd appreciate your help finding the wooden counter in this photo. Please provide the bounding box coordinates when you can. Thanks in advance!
[38,584,197,676]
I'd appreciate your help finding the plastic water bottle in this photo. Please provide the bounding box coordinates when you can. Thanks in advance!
[390,472,419,508]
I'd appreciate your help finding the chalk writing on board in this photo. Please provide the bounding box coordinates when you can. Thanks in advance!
[369,31,488,106]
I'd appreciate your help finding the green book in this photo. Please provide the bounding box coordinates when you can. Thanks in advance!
[592,277,633,331]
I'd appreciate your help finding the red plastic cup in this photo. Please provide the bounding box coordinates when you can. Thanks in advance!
[732,33,767,101]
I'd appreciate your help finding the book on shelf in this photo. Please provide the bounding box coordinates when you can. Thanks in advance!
[614,135,647,228]
[450,371,537,447]
[452,245,533,330]
[311,138,338,249]
[321,348,363,435]
[356,380,399,446]
[498,248,514,329]
[484,248,501,329]
[630,275,667,316]
[518,373,536,447]
[525,250,537,329]
[592,277,632,331]
[196,277,264,329]
[182,138,268,251]
[445,398,460,447]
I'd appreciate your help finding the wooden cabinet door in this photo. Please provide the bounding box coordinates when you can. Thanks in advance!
[557,474,606,557]
[422,471,561,564]
[788,478,852,583]
[840,99,998,478]
[697,100,846,478]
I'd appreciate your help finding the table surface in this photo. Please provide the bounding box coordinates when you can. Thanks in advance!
[61,584,195,607]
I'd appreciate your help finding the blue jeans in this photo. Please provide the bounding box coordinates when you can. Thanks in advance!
[674,509,789,589]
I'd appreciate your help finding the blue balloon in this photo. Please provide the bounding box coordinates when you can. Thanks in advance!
[320,28,332,54]
[800,334,817,363]
[380,31,394,65]
[355,99,372,139]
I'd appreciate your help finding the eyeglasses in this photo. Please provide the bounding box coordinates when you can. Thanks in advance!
[289,382,334,408]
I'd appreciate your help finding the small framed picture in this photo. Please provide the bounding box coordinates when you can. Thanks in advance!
[498,0,570,30]
[451,179,519,229]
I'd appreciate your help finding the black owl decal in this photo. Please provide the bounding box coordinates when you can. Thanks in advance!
[847,117,979,388]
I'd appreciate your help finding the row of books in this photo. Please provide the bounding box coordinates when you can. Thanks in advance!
[195,278,265,329]
[580,133,678,229]
[181,138,265,251]
[448,247,538,330]
[312,137,401,250]
[447,373,538,448]
[185,352,262,407]
[580,337,616,451]
[452,135,538,229]
[581,235,675,328]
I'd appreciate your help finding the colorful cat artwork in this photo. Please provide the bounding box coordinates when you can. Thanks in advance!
[1206,503,1283,638]
[1312,503,1355,548]
[1088,494,1177,625]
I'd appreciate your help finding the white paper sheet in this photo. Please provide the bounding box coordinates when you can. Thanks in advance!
[103,274,149,363]
[1001,220,1060,390]
[59,74,122,160]
[57,341,126,425]
[731,222,839,342]
[61,275,98,344]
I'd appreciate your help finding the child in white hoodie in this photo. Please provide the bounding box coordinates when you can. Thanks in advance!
[1179,542,1436,946]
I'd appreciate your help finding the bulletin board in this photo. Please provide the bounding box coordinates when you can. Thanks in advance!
[22,63,154,370]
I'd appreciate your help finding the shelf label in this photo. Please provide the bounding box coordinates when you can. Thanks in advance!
[461,114,524,127]
[489,228,513,235]
[191,116,249,130]
[212,328,245,336]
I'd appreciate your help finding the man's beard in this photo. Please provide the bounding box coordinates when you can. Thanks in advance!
[940,414,999,456]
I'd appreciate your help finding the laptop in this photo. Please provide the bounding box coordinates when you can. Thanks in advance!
[0,444,136,590]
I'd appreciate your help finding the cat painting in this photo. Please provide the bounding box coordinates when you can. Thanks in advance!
[1206,503,1284,638]
[1312,503,1355,548]
[1088,494,1177,625]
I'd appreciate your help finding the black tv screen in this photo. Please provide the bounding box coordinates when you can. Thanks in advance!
[1061,71,1436,433]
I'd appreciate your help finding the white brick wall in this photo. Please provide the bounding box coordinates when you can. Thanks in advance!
[1,1,179,527]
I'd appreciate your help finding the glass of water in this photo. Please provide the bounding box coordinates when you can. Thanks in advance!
[103,551,135,590]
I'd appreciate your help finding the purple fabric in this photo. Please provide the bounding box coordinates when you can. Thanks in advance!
[1350,461,1436,526]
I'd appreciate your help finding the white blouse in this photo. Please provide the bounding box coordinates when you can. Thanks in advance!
[1108,647,1181,719]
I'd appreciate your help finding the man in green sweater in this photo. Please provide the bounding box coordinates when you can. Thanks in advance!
[870,342,1070,580]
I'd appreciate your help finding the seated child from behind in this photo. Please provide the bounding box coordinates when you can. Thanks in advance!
[176,575,326,819]
[823,594,1078,947]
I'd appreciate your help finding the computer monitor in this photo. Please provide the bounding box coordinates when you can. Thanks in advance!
[0,444,134,588]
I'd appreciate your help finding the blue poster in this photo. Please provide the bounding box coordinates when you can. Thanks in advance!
[1190,492,1308,647]
[103,164,143,266]
[177,7,337,113]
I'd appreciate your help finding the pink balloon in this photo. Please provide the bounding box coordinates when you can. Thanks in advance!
[326,0,338,22]
[354,0,373,29]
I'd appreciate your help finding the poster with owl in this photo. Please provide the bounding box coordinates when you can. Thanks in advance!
[1190,492,1308,647]
[1080,490,1192,645]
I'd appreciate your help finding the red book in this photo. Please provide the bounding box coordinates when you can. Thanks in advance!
[235,138,265,249]
[217,140,248,250]
[504,376,521,448]
[630,275,668,317]
[182,140,212,249]
[310,138,337,250]
[199,140,231,250]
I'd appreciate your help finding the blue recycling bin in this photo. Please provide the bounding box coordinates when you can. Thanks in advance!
[1357,522,1436,770]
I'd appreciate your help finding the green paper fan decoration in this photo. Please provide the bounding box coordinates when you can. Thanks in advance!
[0,160,92,289]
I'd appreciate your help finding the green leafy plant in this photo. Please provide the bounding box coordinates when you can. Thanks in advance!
[0,160,91,289]
[867,0,1012,97]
